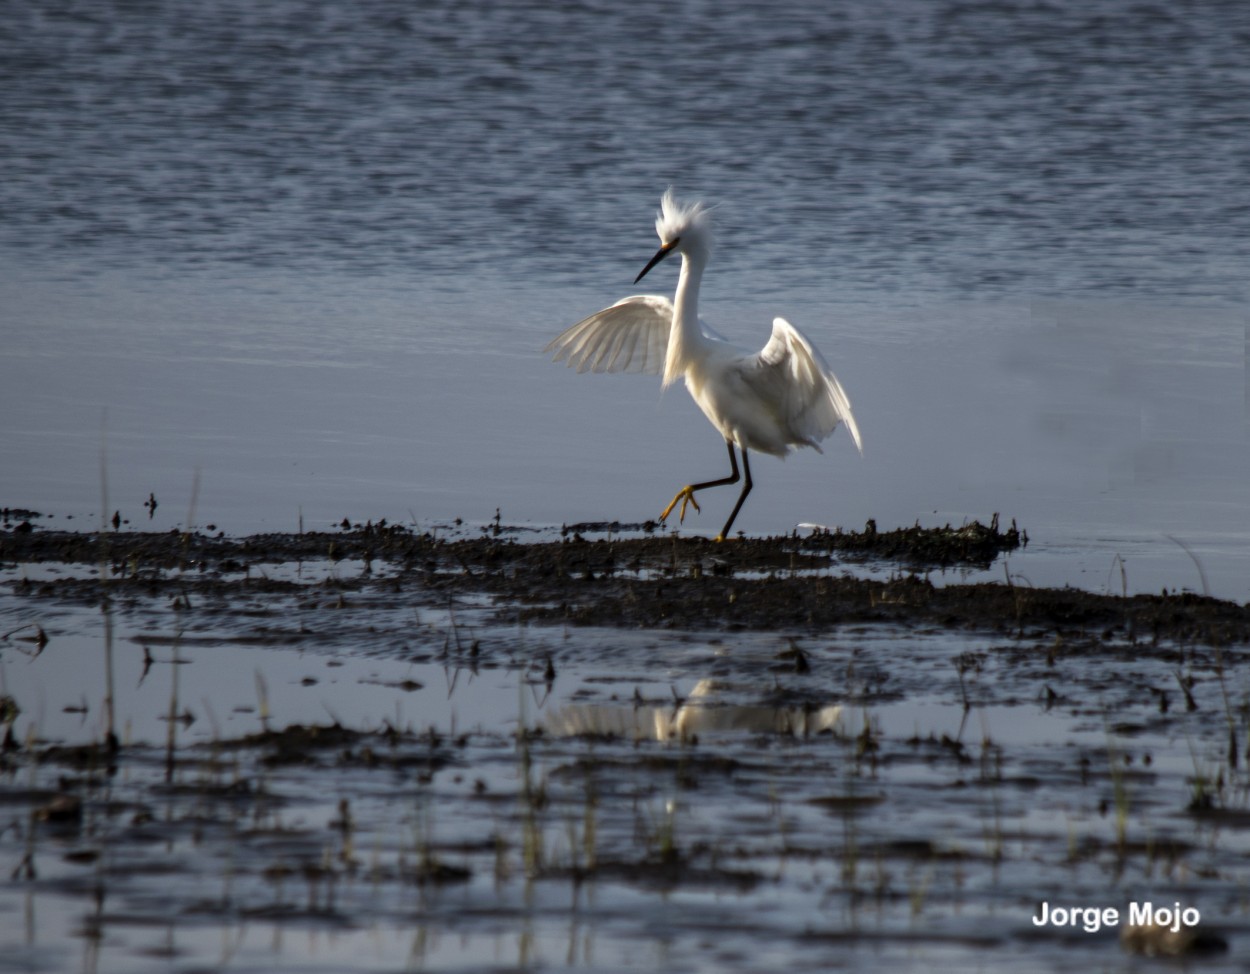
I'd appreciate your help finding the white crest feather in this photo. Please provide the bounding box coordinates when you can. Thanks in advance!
[655,188,713,247]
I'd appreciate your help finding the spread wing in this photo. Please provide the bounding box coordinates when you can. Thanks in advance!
[740,317,862,453]
[545,295,672,375]
[546,295,727,375]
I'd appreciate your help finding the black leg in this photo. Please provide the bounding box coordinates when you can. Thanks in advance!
[688,440,740,494]
[715,448,752,541]
[659,441,741,525]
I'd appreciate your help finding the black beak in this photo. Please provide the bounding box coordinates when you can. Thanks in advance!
[634,238,679,284]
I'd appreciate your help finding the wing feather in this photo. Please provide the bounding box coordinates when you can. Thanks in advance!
[741,317,862,454]
[546,295,729,375]
[545,295,672,375]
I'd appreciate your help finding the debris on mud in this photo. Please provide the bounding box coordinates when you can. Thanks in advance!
[799,513,1024,566]
[4,516,1247,645]
[1,512,1022,573]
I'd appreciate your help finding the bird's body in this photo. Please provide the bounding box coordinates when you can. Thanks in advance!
[547,191,861,540]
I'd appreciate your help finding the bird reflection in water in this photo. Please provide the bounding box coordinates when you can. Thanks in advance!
[544,678,842,742]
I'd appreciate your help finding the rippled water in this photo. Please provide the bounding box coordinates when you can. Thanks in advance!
[3,0,1249,595]
[4,0,1249,296]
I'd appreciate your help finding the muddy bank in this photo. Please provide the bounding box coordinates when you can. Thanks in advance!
[2,511,1022,568]
[4,515,1248,645]
[3,515,1248,973]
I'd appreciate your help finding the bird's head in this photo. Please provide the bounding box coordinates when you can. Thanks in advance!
[635,189,713,284]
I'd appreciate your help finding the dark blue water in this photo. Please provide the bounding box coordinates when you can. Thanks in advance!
[3,0,1249,598]
[3,0,1247,299]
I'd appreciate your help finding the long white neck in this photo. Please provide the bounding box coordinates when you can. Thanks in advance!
[663,247,708,387]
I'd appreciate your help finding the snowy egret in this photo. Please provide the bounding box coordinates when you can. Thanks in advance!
[546,191,862,541]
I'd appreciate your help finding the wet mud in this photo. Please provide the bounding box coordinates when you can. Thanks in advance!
[4,514,1246,644]
[2,515,1249,972]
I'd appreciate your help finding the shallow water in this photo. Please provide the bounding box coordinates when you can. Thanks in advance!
[2,540,1249,972]
[2,0,1250,597]
[5,280,1248,598]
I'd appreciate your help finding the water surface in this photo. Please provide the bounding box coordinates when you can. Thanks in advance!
[4,0,1249,594]
[2,10,1250,966]
[2,547,1247,973]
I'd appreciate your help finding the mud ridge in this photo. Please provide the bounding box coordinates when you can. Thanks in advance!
[4,517,1248,644]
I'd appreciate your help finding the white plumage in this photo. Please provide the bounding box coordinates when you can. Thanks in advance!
[546,190,861,540]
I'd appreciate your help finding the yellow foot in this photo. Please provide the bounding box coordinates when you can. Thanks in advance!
[659,486,700,525]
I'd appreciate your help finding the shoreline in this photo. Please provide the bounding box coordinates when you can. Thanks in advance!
[4,516,1247,644]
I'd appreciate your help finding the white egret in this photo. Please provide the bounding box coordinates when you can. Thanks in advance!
[546,190,862,541]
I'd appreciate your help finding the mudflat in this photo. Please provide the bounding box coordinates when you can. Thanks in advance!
[1,514,1245,972]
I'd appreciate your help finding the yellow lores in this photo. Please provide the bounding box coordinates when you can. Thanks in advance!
[547,191,862,541]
